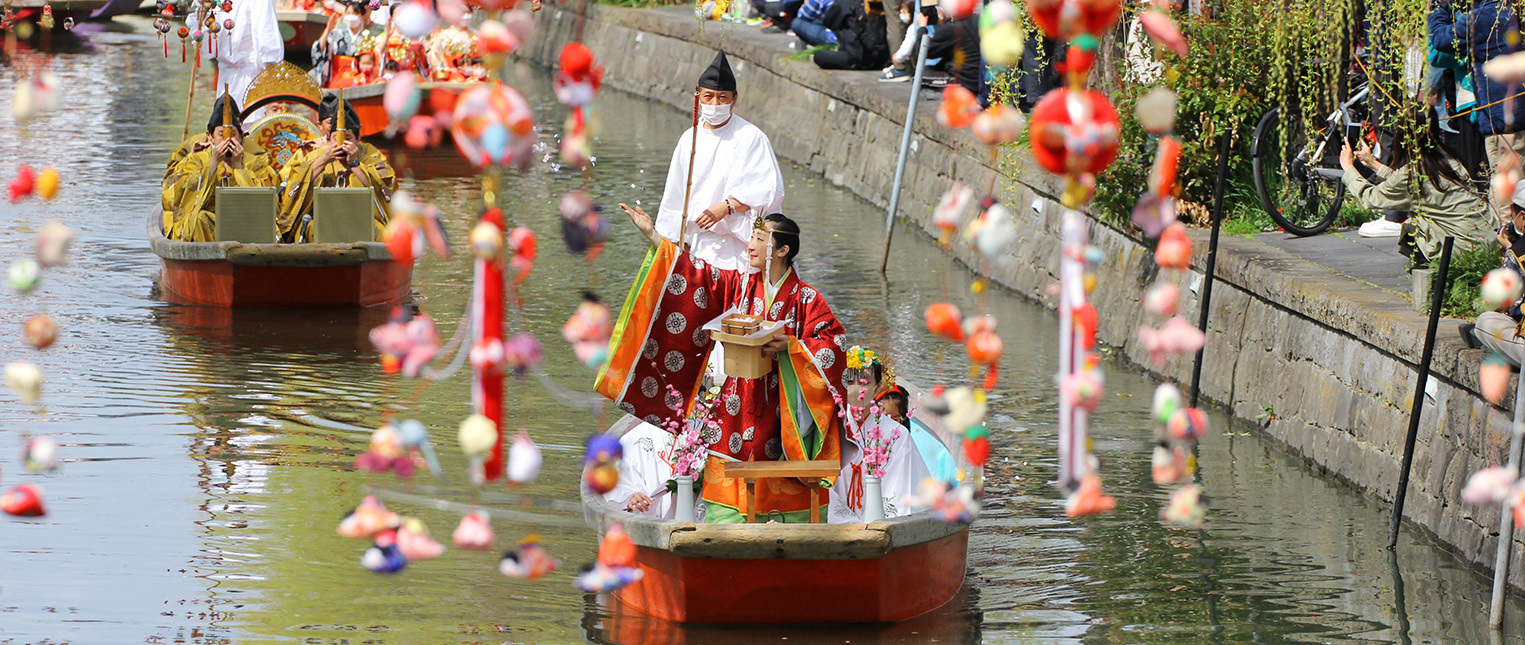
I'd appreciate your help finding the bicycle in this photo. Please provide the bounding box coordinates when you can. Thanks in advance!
[1250,74,1370,236]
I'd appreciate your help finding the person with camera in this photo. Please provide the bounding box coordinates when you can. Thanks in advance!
[1430,0,1525,211]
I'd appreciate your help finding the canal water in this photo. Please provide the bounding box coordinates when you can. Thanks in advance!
[2,15,1523,644]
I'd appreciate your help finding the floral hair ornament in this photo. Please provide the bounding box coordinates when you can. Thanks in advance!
[845,345,896,389]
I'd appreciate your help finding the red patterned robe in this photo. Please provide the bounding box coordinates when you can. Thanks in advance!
[597,241,847,522]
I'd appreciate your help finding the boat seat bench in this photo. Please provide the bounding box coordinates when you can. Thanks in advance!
[721,460,841,524]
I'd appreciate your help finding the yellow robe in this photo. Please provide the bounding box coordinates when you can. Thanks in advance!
[277,142,395,243]
[161,147,280,242]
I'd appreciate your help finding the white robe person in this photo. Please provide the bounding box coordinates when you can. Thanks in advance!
[655,114,785,273]
[199,0,284,124]
[829,413,933,524]
[605,422,678,518]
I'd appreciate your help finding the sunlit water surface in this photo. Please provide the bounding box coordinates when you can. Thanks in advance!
[1,15,1522,645]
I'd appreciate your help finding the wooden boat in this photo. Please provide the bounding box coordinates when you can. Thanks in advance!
[323,81,478,138]
[276,10,331,57]
[581,411,970,624]
[148,211,411,307]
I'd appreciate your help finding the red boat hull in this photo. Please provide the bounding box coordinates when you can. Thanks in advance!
[613,529,968,624]
[159,258,410,307]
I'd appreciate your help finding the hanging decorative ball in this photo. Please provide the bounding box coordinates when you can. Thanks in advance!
[24,314,57,350]
[160,5,175,18]
[207,20,220,33]
[62,17,74,29]
[192,30,204,42]
[177,26,188,38]
[154,17,170,32]
[9,259,40,294]
[1028,87,1121,177]
[221,0,232,10]
[25,436,60,472]
[223,18,233,29]
[203,13,215,27]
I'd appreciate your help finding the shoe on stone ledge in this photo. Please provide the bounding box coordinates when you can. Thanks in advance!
[1357,218,1403,238]
[879,67,911,82]
[1459,322,1481,349]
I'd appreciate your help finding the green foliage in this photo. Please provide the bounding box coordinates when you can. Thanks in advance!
[598,0,687,8]
[1431,245,1501,319]
[783,43,835,61]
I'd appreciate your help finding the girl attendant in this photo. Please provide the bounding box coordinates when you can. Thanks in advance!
[827,347,933,523]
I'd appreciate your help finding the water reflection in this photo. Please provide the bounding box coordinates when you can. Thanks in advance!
[2,12,1525,645]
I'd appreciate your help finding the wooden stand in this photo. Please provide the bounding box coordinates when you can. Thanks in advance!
[722,460,841,523]
[709,316,784,380]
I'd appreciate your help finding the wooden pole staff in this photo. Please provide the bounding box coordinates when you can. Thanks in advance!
[677,92,699,247]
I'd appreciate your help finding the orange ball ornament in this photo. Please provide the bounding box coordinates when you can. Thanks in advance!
[925,303,964,342]
[965,329,1003,366]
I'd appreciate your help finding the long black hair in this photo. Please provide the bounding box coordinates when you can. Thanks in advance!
[1387,105,1470,192]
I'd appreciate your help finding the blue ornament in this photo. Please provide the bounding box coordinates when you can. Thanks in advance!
[481,123,509,165]
[361,543,407,573]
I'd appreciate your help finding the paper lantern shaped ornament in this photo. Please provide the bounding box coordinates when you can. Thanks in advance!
[1028,88,1120,206]
[452,84,535,169]
[1027,0,1122,40]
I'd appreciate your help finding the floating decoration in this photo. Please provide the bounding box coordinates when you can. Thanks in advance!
[598,524,636,568]
[459,414,499,485]
[383,74,422,124]
[584,460,619,494]
[451,83,535,169]
[938,0,979,19]
[338,496,400,538]
[1138,9,1188,58]
[23,314,57,350]
[1147,136,1182,198]
[1028,87,1121,177]
[965,328,1003,390]
[8,164,35,203]
[1131,192,1177,239]
[508,226,537,281]
[368,309,441,378]
[1160,483,1206,528]
[5,362,41,404]
[501,535,561,579]
[361,538,408,573]
[34,167,59,200]
[1138,316,1206,366]
[1028,0,1121,40]
[583,434,623,494]
[906,478,981,523]
[937,85,981,129]
[356,423,417,477]
[562,292,612,369]
[1166,407,1207,441]
[1154,223,1192,269]
[1151,442,1191,485]
[507,429,542,484]
[1151,383,1182,426]
[9,259,40,294]
[476,20,522,55]
[453,511,495,549]
[382,216,421,267]
[970,201,1018,259]
[395,418,443,480]
[12,73,60,121]
[396,518,444,561]
[933,183,974,245]
[925,303,964,342]
[1482,268,1523,310]
[1135,87,1177,135]
[1463,466,1518,505]
[1064,472,1116,518]
[25,436,60,472]
[1,484,45,517]
[1061,368,1105,412]
[941,386,987,435]
[978,0,1025,67]
[560,191,611,256]
[502,333,545,376]
[1482,352,1513,406]
[575,563,644,592]
[1483,51,1525,85]
[961,425,991,467]
[1072,302,1098,349]
[970,105,1027,146]
[1144,282,1179,318]
[393,0,439,39]
[553,42,604,109]
[1495,154,1523,208]
[36,220,75,267]
[470,219,504,259]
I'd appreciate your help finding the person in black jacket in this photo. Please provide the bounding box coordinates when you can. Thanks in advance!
[925,10,980,95]
[813,0,891,71]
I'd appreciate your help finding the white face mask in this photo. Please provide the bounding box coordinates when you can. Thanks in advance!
[699,102,732,127]
[899,11,910,22]
[345,14,364,30]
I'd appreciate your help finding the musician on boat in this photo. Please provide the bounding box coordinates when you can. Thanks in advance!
[601,207,846,524]
[656,51,786,273]
[276,94,396,242]
[161,92,280,243]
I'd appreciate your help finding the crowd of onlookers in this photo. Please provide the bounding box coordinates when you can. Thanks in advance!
[735,0,1060,108]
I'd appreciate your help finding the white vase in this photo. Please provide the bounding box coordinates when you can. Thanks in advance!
[863,475,885,522]
[675,475,695,523]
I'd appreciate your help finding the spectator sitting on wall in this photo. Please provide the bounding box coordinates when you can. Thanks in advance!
[1463,180,1525,365]
[1429,0,1525,214]
[791,0,838,47]
[813,0,890,71]
[923,4,980,95]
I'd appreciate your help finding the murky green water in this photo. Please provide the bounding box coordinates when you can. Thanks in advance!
[2,15,1524,644]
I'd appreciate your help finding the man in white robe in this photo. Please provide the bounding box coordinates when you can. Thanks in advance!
[605,422,678,518]
[654,51,786,273]
[200,0,284,125]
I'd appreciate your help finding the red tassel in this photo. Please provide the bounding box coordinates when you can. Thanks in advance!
[181,40,185,63]
[981,366,999,392]
[163,37,167,58]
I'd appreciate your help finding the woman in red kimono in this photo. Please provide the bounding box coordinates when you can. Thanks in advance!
[599,206,848,523]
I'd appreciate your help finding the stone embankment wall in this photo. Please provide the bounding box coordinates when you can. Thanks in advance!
[527,5,1523,588]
